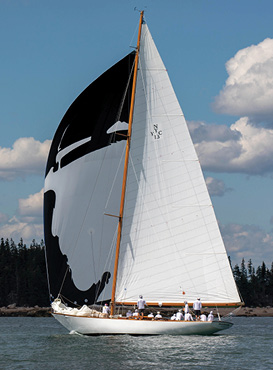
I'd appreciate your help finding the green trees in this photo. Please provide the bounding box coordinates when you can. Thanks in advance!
[0,238,48,307]
[0,237,272,307]
[232,258,273,307]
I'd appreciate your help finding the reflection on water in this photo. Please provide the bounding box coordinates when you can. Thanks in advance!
[0,317,272,369]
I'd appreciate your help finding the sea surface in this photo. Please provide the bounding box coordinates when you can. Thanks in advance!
[0,316,272,369]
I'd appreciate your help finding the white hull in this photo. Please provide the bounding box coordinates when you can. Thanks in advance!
[53,313,233,335]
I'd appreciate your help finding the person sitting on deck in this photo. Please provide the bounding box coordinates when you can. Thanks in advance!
[133,309,140,319]
[176,309,184,320]
[155,311,162,319]
[184,312,193,321]
[171,313,176,320]
[126,310,132,318]
[102,303,110,316]
[148,312,154,318]
[208,311,214,321]
[200,313,207,321]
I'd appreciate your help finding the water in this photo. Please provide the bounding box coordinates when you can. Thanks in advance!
[0,317,272,369]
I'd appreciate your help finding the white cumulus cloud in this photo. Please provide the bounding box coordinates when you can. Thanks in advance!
[189,118,273,175]
[0,189,44,244]
[213,38,273,124]
[19,188,44,218]
[0,137,51,180]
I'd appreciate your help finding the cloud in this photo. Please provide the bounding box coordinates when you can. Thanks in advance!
[18,188,43,219]
[0,217,43,244]
[0,212,9,224]
[189,118,273,175]
[221,223,273,268]
[213,38,273,125]
[0,189,44,244]
[189,120,241,143]
[205,177,232,196]
[0,137,51,180]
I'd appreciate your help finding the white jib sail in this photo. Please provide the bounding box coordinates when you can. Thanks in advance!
[115,23,241,305]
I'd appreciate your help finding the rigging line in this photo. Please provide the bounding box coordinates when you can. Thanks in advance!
[128,21,140,53]
[94,224,118,303]
[115,57,136,123]
[43,241,52,303]
[89,230,97,282]
[58,266,70,299]
[105,142,127,209]
[59,293,81,307]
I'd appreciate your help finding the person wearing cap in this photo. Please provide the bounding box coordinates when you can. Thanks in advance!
[200,313,207,321]
[193,298,202,318]
[208,311,214,321]
[176,309,184,320]
[137,295,147,317]
[133,309,140,319]
[148,312,154,318]
[184,301,189,314]
[102,303,110,315]
[155,311,162,319]
[171,313,176,320]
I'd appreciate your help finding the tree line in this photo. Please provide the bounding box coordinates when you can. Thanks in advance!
[0,238,272,307]
[232,258,273,307]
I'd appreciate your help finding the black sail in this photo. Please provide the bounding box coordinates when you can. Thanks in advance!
[44,52,135,306]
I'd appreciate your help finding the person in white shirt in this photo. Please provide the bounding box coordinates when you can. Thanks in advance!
[137,295,147,317]
[176,309,184,320]
[200,313,207,321]
[148,312,154,318]
[155,311,162,319]
[208,311,214,321]
[184,312,193,321]
[171,313,176,320]
[133,309,140,319]
[126,310,132,318]
[184,301,189,314]
[193,298,202,318]
[102,303,110,315]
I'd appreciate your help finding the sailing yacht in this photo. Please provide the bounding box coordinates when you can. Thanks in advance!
[44,11,242,335]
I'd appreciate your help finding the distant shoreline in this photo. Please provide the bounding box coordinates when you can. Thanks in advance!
[1,306,273,317]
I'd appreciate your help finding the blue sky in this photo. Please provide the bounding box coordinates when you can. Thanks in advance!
[1,0,273,268]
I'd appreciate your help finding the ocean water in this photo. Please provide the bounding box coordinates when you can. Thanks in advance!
[0,316,272,370]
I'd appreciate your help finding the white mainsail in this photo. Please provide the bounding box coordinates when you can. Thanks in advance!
[115,23,240,305]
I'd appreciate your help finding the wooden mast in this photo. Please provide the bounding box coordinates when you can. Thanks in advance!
[110,11,144,316]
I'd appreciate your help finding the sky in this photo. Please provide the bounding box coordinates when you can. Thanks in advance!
[1,0,273,268]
